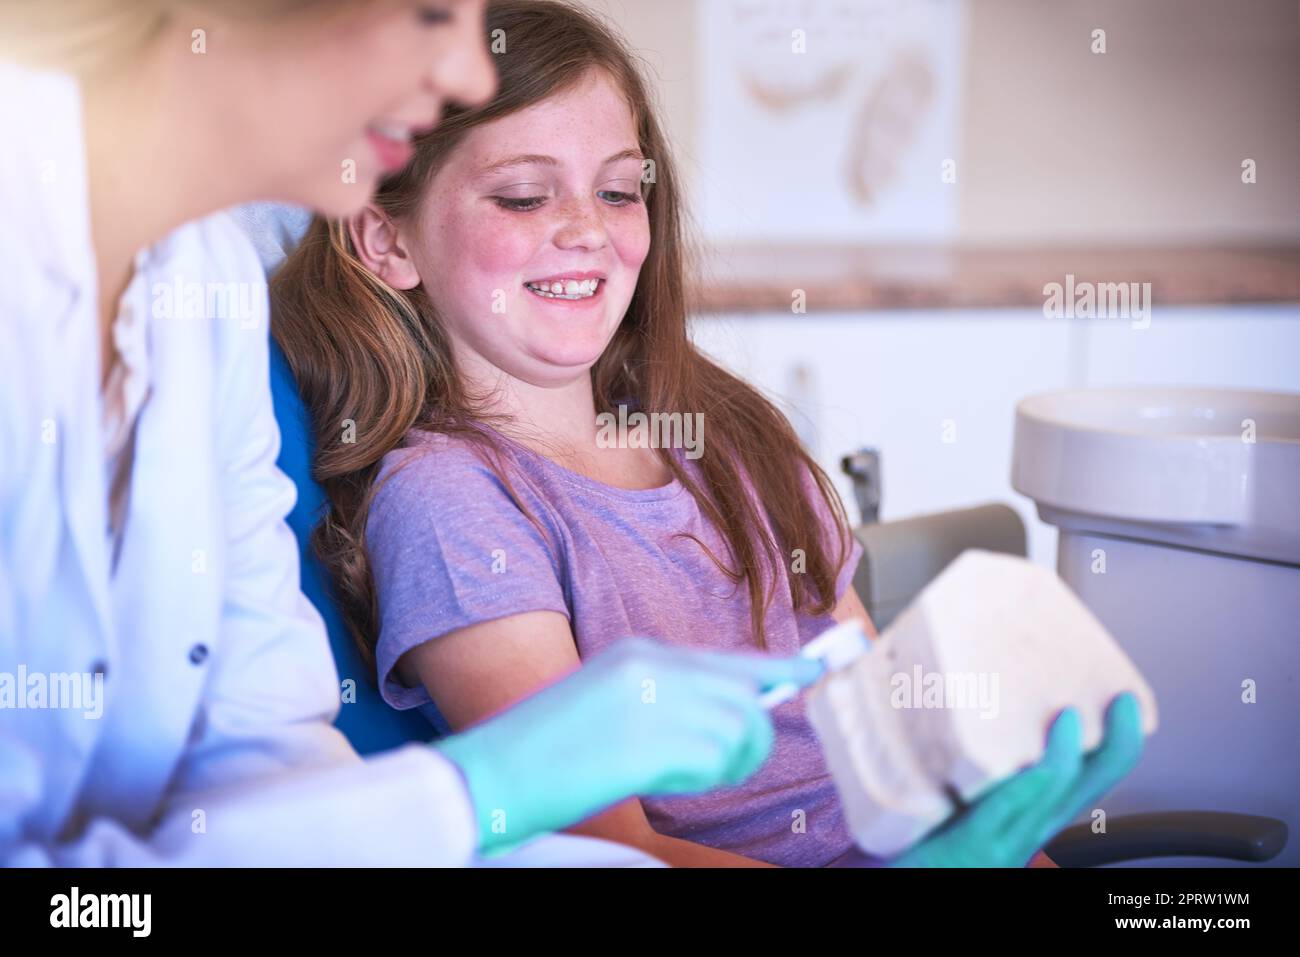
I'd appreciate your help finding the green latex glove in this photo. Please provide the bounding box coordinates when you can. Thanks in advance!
[433,636,824,857]
[892,692,1146,867]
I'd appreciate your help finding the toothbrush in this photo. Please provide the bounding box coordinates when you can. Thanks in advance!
[759,618,872,710]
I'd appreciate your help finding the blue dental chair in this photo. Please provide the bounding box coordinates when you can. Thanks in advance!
[270,342,437,755]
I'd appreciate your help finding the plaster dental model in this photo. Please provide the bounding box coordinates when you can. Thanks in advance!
[804,549,1158,856]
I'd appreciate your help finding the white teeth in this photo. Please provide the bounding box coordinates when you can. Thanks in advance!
[370,122,408,142]
[525,278,601,300]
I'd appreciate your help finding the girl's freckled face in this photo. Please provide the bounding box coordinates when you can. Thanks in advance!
[409,69,651,388]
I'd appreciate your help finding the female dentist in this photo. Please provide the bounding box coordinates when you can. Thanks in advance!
[0,0,822,866]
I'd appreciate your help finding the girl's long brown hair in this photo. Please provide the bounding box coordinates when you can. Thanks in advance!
[271,0,853,665]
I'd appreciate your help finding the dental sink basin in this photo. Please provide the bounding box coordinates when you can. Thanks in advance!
[1012,387,1300,565]
[1011,386,1300,867]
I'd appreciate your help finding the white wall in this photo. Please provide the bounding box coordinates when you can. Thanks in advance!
[585,0,1300,246]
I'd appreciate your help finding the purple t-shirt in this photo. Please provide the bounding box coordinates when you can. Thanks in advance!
[366,428,864,867]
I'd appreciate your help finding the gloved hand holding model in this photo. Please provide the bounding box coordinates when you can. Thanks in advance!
[435,638,825,855]
[892,692,1145,867]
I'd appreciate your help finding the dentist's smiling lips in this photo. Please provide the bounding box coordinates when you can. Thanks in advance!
[365,118,438,173]
[366,122,413,172]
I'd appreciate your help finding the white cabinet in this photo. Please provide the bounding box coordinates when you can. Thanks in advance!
[689,306,1300,568]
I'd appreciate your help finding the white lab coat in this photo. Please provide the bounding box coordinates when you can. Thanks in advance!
[0,61,656,867]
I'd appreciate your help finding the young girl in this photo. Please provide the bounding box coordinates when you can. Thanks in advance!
[272,0,1139,867]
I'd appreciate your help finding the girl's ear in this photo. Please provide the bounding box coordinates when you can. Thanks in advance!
[347,204,422,290]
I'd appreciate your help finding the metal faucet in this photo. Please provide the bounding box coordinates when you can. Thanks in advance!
[840,447,881,526]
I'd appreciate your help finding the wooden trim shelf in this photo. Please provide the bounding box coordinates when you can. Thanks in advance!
[687,244,1300,314]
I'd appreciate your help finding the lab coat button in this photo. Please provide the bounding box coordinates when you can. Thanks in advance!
[188,644,209,665]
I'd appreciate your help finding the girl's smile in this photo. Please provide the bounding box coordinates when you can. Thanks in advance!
[523,273,605,302]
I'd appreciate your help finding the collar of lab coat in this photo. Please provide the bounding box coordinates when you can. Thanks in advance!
[20,63,118,645]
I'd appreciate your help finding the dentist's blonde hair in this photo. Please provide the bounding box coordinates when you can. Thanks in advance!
[0,1,163,72]
[0,0,340,74]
